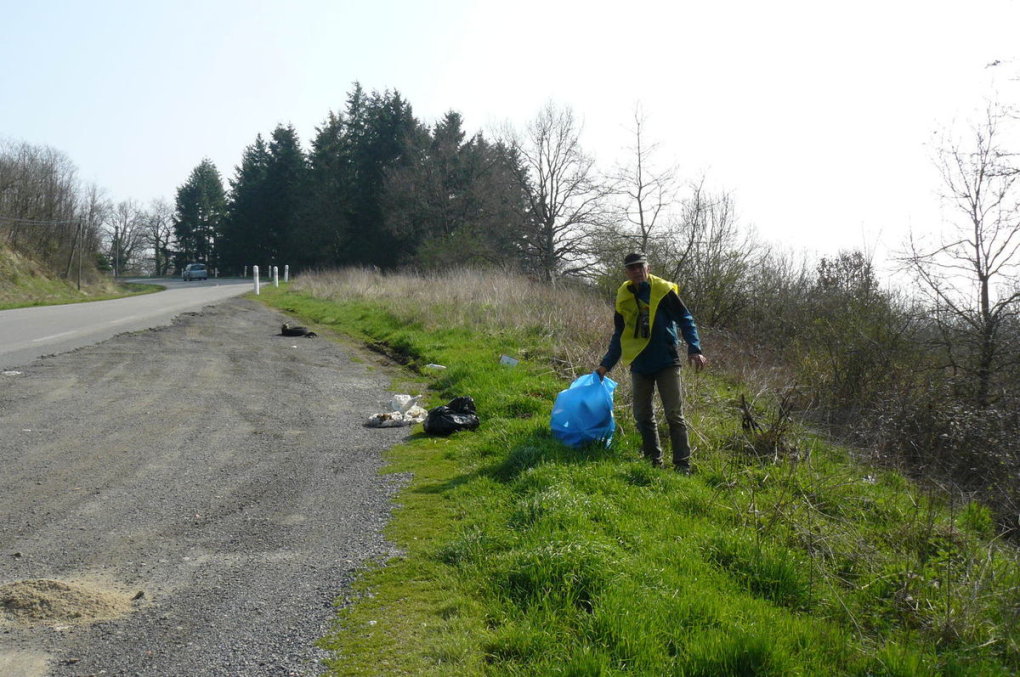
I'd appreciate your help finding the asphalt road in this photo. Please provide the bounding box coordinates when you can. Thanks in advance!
[0,278,254,371]
[0,295,409,676]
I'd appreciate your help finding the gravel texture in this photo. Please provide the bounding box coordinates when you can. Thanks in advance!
[0,298,411,676]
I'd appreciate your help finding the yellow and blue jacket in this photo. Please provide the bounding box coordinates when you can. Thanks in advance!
[599,274,702,375]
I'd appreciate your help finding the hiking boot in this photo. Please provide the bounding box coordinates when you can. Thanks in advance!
[673,463,692,475]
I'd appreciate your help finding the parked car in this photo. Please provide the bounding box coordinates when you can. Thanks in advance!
[182,263,208,281]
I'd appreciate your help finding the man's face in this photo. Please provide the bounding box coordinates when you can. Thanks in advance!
[625,263,649,285]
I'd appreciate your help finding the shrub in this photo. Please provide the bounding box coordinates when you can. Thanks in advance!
[867,384,1020,535]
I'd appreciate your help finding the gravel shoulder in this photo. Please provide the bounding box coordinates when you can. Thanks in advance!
[0,298,411,676]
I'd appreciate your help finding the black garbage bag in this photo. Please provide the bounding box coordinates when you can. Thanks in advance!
[424,396,480,436]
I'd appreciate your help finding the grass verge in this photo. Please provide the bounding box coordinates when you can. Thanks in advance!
[260,270,1019,676]
[0,244,166,309]
[0,279,163,310]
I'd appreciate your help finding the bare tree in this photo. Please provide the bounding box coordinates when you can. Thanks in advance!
[106,199,147,277]
[500,103,612,281]
[0,140,80,265]
[78,183,109,266]
[661,177,759,327]
[903,102,1020,405]
[609,105,678,254]
[0,141,78,224]
[145,198,176,276]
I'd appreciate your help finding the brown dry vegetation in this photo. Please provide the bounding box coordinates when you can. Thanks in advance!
[295,267,608,371]
[0,243,136,309]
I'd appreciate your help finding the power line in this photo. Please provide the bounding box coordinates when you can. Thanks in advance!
[0,214,80,226]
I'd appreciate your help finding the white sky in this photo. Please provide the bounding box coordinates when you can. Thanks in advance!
[2,0,1018,274]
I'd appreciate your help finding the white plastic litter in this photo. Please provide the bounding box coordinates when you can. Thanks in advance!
[499,355,519,367]
[365,409,427,427]
[390,394,420,413]
[366,394,428,428]
[425,363,447,370]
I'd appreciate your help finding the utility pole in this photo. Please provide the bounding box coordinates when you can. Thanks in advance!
[64,219,79,279]
[77,220,83,290]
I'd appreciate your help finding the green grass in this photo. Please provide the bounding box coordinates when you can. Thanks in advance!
[0,281,164,309]
[0,262,164,310]
[259,272,1019,676]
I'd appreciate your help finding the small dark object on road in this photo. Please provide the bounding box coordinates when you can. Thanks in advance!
[424,396,480,436]
[280,322,317,338]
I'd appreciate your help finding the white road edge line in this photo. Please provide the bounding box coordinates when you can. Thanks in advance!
[31,330,79,343]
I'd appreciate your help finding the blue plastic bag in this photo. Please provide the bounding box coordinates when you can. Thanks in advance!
[550,372,617,448]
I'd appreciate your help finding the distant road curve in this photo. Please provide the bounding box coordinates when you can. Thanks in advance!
[0,277,253,370]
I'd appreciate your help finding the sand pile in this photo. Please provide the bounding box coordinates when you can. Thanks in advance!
[0,579,136,627]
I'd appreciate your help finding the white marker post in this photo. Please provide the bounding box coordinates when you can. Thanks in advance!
[253,265,260,295]
[243,265,247,278]
[284,265,289,283]
[273,266,279,287]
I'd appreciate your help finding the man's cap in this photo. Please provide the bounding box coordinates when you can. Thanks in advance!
[623,252,647,267]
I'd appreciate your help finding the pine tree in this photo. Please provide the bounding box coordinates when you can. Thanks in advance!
[296,84,426,269]
[345,88,422,268]
[383,112,529,269]
[263,124,307,266]
[173,159,226,271]
[300,111,350,268]
[221,135,271,274]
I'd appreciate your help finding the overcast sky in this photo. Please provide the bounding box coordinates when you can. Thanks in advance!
[2,0,1018,272]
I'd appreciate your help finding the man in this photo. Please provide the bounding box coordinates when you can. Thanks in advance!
[596,252,707,473]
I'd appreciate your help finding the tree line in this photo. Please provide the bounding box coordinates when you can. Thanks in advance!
[176,85,767,284]
[0,137,177,280]
[176,84,552,278]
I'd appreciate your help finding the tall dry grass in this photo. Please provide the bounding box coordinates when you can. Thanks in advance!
[289,267,789,427]
[293,267,612,373]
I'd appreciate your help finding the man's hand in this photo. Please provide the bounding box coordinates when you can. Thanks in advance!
[595,365,608,380]
[688,353,708,371]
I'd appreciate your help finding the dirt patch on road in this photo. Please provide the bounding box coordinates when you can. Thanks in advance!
[0,579,136,627]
